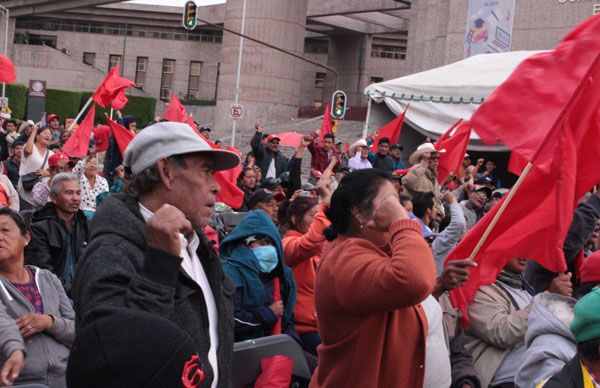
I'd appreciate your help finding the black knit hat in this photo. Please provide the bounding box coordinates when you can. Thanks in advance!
[67,306,205,388]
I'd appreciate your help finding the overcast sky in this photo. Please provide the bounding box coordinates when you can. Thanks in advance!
[128,0,225,6]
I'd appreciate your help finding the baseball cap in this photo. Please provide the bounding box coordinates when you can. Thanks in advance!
[390,144,403,151]
[123,122,240,175]
[260,177,286,190]
[247,189,284,210]
[48,152,70,167]
[47,114,60,122]
[265,134,281,143]
[580,251,600,284]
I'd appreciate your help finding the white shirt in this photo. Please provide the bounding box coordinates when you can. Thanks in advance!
[347,152,372,171]
[422,295,452,388]
[266,158,276,179]
[139,204,219,388]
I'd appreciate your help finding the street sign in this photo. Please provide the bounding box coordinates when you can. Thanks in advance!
[0,97,8,108]
[229,103,244,119]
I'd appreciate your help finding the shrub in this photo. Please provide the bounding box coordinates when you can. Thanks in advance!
[3,84,27,120]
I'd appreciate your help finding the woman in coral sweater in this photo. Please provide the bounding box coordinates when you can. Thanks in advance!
[310,168,437,388]
[281,185,331,356]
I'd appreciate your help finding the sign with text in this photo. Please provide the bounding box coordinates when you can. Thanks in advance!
[464,0,515,58]
[229,103,244,120]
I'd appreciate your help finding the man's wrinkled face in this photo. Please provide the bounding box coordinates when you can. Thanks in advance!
[469,190,488,210]
[426,153,439,171]
[360,147,369,160]
[52,180,82,214]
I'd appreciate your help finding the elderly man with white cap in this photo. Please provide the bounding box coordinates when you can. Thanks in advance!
[403,142,446,217]
[71,122,240,388]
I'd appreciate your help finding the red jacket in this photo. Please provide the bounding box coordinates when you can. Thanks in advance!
[310,219,436,388]
[282,203,330,333]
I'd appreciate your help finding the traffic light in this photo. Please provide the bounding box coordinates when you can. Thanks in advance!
[183,1,197,30]
[331,90,347,120]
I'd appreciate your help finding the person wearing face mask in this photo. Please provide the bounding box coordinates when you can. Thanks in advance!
[219,209,299,343]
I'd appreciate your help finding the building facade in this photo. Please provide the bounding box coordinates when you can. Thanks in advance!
[2,0,599,140]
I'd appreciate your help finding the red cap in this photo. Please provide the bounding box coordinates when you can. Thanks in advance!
[47,114,60,123]
[48,152,70,167]
[394,169,410,176]
[580,251,600,283]
[265,134,281,143]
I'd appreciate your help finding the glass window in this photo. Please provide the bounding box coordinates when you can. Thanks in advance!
[161,59,175,101]
[83,52,95,66]
[187,61,202,99]
[135,57,148,88]
[108,54,121,71]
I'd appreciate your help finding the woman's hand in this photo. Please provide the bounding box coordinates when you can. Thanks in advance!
[35,169,50,177]
[370,194,409,231]
[16,313,53,338]
[0,349,24,386]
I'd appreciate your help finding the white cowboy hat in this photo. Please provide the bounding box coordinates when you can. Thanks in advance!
[408,142,446,165]
[349,138,368,156]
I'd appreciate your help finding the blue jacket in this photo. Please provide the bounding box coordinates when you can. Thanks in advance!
[220,210,298,342]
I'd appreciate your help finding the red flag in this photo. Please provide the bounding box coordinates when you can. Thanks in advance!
[93,125,111,153]
[271,132,303,148]
[271,278,282,335]
[471,14,600,174]
[446,50,600,324]
[105,116,136,156]
[318,104,333,146]
[162,95,199,131]
[0,54,16,83]
[62,105,96,158]
[91,64,135,110]
[435,120,471,184]
[370,106,407,151]
[344,142,349,154]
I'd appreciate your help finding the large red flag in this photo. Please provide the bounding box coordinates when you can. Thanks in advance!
[105,116,136,156]
[318,104,333,146]
[446,52,600,324]
[470,14,600,174]
[62,104,96,158]
[272,132,303,148]
[370,106,408,150]
[214,146,244,209]
[91,64,135,110]
[0,54,16,83]
[435,120,471,184]
[162,95,198,131]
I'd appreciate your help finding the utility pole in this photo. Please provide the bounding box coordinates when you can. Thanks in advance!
[0,6,9,98]
[230,0,247,148]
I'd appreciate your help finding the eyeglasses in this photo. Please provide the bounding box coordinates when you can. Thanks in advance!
[269,141,280,146]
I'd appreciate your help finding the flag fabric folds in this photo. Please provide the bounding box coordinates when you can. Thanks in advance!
[162,95,198,131]
[91,64,135,110]
[435,120,471,184]
[446,43,600,323]
[0,54,16,83]
[62,104,96,158]
[318,104,333,146]
[470,14,600,175]
[370,106,407,150]
[105,115,136,156]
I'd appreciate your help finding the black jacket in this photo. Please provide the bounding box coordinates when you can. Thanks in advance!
[250,131,289,178]
[526,194,600,294]
[372,153,395,172]
[542,354,586,388]
[71,193,235,388]
[25,203,89,293]
[0,132,8,161]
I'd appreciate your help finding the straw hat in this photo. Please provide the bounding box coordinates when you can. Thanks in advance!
[409,142,445,165]
[349,139,368,156]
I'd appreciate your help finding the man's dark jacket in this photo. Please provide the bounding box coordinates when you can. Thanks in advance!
[25,202,89,292]
[541,355,586,388]
[71,193,235,388]
[526,194,600,293]
[250,131,288,178]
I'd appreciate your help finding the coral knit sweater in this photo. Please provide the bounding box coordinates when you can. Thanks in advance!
[282,202,330,334]
[310,219,437,388]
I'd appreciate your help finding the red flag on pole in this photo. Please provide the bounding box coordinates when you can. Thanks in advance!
[370,105,408,150]
[91,64,135,110]
[435,120,471,184]
[271,278,282,335]
[214,146,244,209]
[271,132,303,148]
[318,104,333,146]
[0,54,16,83]
[470,14,600,175]
[162,95,199,131]
[446,38,600,324]
[62,104,96,158]
[105,115,136,156]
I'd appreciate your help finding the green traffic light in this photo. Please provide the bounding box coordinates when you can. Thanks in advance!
[336,109,342,114]
[188,20,195,26]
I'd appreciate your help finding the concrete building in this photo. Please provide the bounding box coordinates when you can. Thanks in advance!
[1,0,599,143]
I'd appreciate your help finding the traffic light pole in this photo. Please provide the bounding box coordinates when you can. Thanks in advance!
[230,0,247,148]
[195,16,339,91]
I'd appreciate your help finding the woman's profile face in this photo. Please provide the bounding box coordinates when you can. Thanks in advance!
[36,128,52,146]
[0,215,29,263]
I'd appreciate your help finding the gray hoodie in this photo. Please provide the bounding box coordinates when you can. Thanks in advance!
[0,266,75,388]
[515,293,577,388]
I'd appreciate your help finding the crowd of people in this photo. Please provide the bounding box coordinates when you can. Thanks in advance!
[0,111,599,388]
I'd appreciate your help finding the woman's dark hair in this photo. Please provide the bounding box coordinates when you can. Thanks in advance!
[574,282,600,299]
[2,119,17,130]
[412,191,435,219]
[578,338,600,363]
[399,194,411,207]
[378,137,390,146]
[324,169,392,241]
[244,152,254,164]
[237,166,254,183]
[0,208,28,236]
[35,126,52,142]
[279,196,318,233]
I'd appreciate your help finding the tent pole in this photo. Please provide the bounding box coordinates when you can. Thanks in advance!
[363,96,372,139]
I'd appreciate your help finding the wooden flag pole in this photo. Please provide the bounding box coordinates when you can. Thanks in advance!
[468,161,533,259]
[110,108,114,120]
[66,97,93,132]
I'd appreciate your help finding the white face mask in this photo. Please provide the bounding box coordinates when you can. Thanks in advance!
[252,245,278,273]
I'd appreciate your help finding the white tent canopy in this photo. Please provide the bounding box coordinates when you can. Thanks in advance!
[364,50,545,151]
